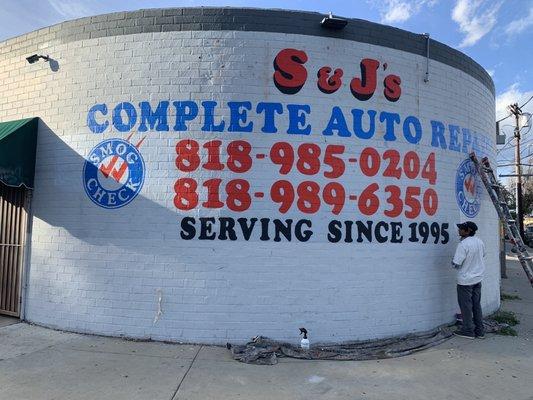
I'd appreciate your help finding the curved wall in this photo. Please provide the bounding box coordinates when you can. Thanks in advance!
[0,8,498,344]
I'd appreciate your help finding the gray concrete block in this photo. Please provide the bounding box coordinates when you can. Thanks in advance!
[91,14,109,24]
[89,30,108,39]
[173,15,201,24]
[180,23,204,31]
[162,8,183,17]
[182,8,205,16]
[161,24,182,32]
[142,25,161,34]
[142,9,165,18]
[107,28,125,37]
[155,16,174,25]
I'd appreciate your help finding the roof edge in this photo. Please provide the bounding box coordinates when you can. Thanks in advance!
[0,7,494,96]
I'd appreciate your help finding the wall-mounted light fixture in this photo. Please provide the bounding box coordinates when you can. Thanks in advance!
[321,12,347,30]
[26,54,50,64]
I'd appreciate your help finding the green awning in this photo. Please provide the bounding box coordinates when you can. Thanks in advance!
[0,117,38,188]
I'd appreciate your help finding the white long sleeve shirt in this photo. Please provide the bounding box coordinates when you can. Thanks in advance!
[452,236,486,285]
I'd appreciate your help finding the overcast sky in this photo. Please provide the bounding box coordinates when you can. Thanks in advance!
[0,0,532,174]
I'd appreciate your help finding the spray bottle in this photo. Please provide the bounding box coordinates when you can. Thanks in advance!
[299,327,310,350]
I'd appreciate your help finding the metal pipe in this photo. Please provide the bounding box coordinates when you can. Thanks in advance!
[423,33,430,83]
[20,190,33,321]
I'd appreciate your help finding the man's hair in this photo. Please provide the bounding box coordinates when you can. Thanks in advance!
[458,221,478,236]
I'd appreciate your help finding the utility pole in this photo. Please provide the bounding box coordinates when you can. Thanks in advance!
[510,103,524,240]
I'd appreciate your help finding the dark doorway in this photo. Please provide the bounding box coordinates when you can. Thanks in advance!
[0,183,29,317]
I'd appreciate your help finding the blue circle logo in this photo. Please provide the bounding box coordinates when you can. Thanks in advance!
[83,138,145,209]
[455,159,482,218]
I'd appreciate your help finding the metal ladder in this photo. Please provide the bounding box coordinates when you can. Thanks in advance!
[470,152,533,287]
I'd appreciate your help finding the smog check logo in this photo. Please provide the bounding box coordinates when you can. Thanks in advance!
[455,159,482,218]
[83,134,146,209]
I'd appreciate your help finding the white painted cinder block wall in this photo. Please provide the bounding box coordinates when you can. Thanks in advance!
[0,24,498,344]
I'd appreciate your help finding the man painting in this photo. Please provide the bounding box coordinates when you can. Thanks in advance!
[452,221,486,339]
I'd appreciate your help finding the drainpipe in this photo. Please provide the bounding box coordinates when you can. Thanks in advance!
[423,33,430,83]
[20,189,34,321]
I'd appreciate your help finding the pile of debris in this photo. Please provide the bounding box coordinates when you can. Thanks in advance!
[227,326,453,365]
[227,318,513,365]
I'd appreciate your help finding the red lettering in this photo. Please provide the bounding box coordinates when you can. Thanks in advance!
[383,74,402,102]
[317,66,343,94]
[273,48,308,95]
[421,153,437,184]
[350,58,380,101]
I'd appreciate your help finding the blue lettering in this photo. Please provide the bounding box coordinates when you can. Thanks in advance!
[379,111,400,141]
[139,101,169,132]
[287,104,311,135]
[228,101,253,132]
[323,106,350,137]
[87,103,109,133]
[173,101,198,131]
[353,109,376,140]
[256,102,283,133]
[112,102,137,132]
[403,116,422,144]
[462,128,472,153]
[201,101,225,132]
[430,120,447,149]
[472,132,481,154]
[448,125,461,152]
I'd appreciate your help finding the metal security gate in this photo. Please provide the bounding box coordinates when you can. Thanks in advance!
[0,183,28,317]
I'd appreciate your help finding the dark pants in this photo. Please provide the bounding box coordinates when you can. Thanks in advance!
[457,282,484,336]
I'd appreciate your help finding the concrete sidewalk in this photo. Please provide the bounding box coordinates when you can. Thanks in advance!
[1,258,532,400]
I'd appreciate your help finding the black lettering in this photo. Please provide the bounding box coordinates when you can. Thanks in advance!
[180,217,196,240]
[218,217,237,240]
[344,220,354,243]
[260,218,271,241]
[273,219,292,242]
[356,220,373,242]
[375,221,389,243]
[295,219,313,242]
[391,222,403,243]
[238,218,257,241]
[328,220,342,243]
[199,217,216,240]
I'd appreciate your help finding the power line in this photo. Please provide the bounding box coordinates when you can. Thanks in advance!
[497,135,517,153]
[505,134,533,151]
[521,95,533,109]
[496,95,533,123]
[498,163,533,167]
[496,117,532,153]
[497,113,513,123]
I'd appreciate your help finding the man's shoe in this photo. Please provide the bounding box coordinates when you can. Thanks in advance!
[453,330,475,339]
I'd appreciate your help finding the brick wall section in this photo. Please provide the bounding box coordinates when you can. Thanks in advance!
[0,8,498,344]
[0,8,493,95]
